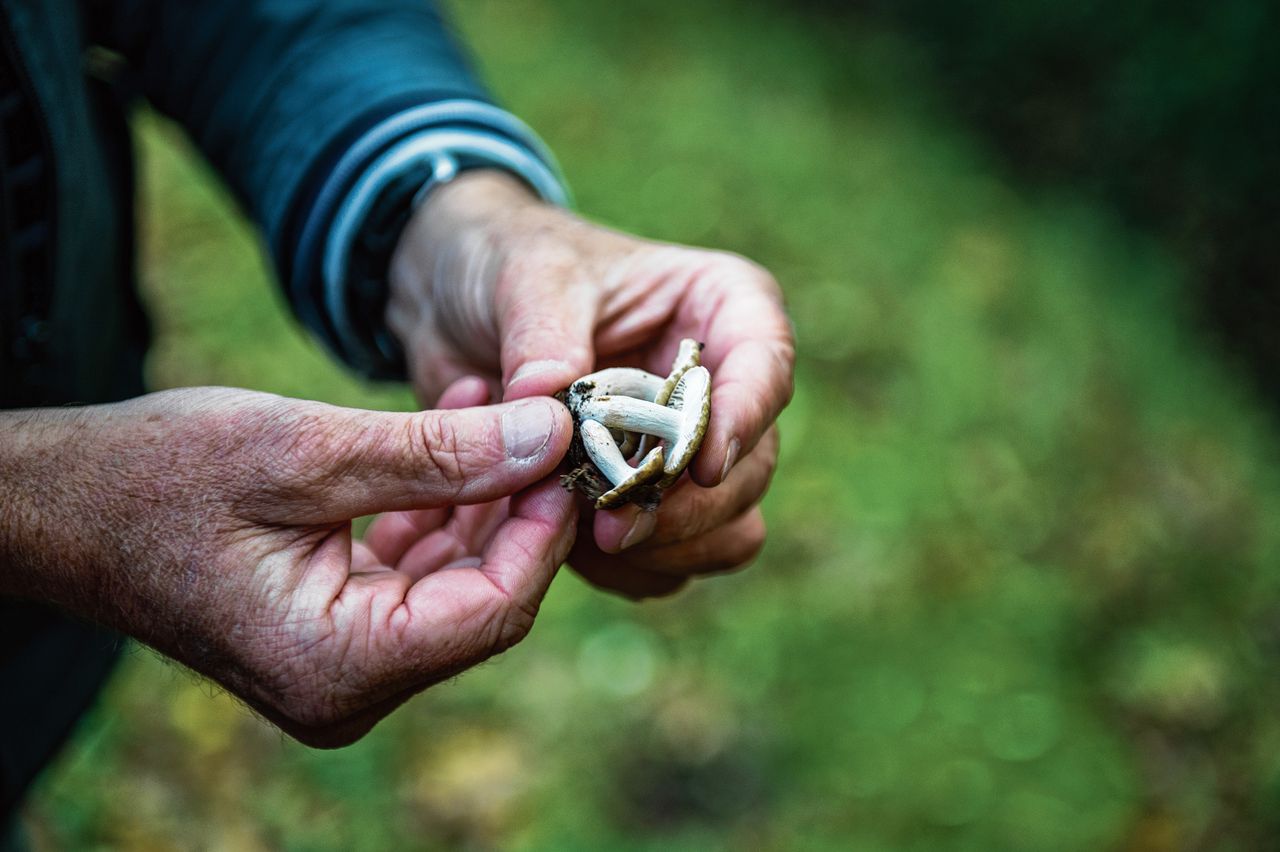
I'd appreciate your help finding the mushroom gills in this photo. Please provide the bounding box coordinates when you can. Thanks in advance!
[637,338,704,459]
[658,366,711,486]
[575,364,711,482]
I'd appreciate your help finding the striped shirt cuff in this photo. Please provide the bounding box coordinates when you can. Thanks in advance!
[295,100,570,378]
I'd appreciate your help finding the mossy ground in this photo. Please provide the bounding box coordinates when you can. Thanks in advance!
[25,1,1280,849]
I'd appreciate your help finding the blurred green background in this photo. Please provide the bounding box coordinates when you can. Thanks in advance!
[23,0,1280,848]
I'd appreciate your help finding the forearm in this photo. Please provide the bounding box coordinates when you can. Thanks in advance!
[0,401,181,620]
[92,0,488,241]
[386,170,541,364]
[386,168,645,401]
[5,383,577,745]
[0,406,101,604]
[0,399,229,646]
[89,1,566,380]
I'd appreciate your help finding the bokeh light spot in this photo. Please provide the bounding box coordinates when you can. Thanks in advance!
[982,692,1063,762]
[577,622,659,698]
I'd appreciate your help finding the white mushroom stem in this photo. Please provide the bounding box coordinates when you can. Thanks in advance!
[580,420,653,486]
[579,396,682,442]
[578,365,710,478]
[568,368,666,460]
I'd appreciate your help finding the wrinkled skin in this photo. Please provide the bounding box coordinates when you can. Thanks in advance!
[0,388,573,746]
[386,170,794,599]
[0,171,794,748]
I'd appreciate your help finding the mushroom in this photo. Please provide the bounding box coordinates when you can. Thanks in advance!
[655,338,704,407]
[559,338,711,510]
[564,367,666,457]
[579,420,665,509]
[575,364,711,484]
[636,338,705,458]
[565,367,665,403]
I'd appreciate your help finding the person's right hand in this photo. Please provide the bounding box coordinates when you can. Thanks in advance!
[388,171,794,599]
[0,386,574,746]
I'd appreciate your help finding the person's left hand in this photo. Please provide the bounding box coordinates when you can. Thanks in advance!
[386,171,794,598]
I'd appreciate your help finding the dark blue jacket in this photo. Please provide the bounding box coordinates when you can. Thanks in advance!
[0,0,564,820]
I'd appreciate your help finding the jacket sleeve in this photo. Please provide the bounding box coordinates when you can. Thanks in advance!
[91,0,567,378]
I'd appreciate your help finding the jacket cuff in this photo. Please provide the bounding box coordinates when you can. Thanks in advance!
[289,100,570,379]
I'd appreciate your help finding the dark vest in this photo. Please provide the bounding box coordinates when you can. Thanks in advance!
[1,0,147,408]
[1,0,143,822]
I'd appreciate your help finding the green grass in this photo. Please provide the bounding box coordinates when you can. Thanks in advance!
[24,0,1280,849]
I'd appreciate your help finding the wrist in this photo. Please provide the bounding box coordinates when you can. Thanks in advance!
[389,168,546,297]
[416,168,546,228]
[386,169,552,376]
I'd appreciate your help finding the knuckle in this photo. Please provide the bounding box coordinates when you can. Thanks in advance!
[739,522,768,565]
[712,252,791,323]
[712,251,779,292]
[656,502,700,544]
[494,597,539,652]
[412,414,473,494]
[769,339,798,408]
[719,513,768,571]
[677,514,766,575]
[496,245,584,303]
[514,315,558,343]
[456,582,540,661]
[652,486,722,546]
[757,439,781,493]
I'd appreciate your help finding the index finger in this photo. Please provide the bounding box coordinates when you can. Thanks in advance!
[687,259,795,487]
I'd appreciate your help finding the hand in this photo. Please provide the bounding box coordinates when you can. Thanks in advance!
[362,376,544,617]
[388,171,794,598]
[0,387,574,746]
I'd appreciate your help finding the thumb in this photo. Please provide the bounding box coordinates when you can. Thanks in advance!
[293,397,572,521]
[496,271,598,400]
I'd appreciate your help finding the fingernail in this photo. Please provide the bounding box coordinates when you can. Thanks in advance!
[719,438,741,485]
[502,401,556,460]
[620,510,657,550]
[509,359,573,387]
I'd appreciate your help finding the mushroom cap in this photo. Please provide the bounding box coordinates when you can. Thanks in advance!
[596,444,666,509]
[637,339,705,459]
[659,365,711,485]
[568,368,664,404]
